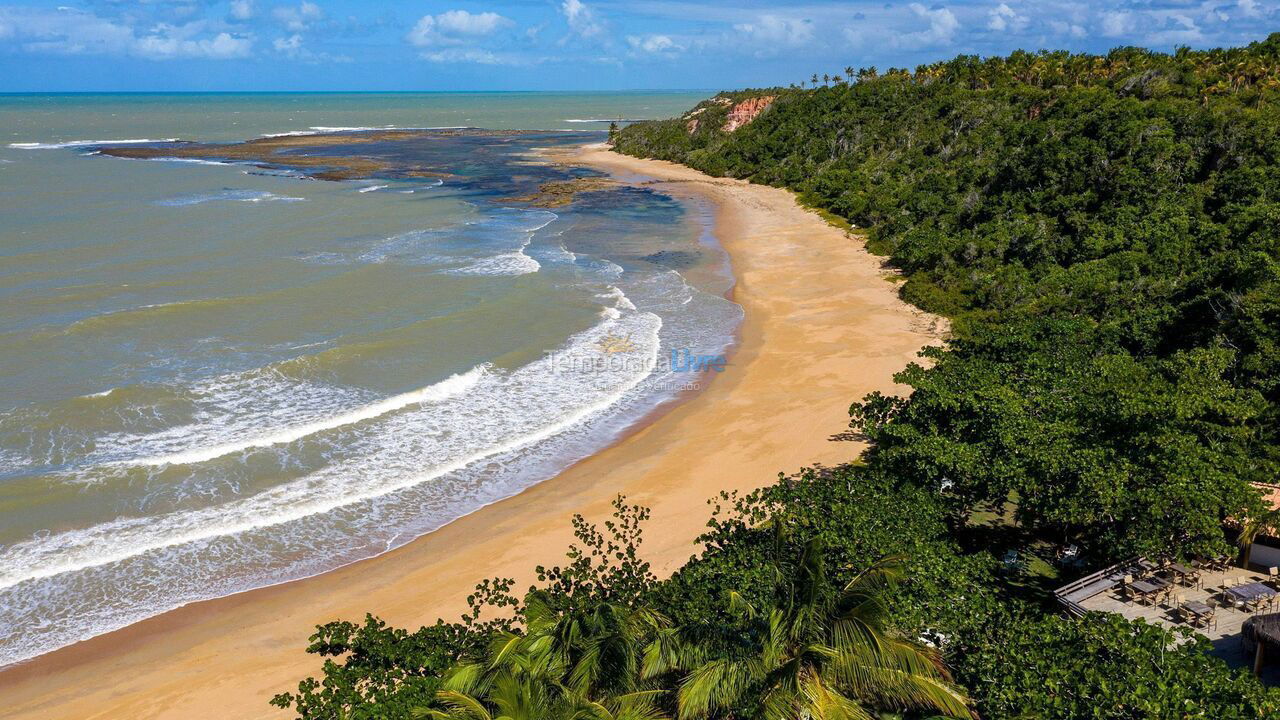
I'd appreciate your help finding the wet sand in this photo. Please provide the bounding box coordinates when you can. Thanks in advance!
[0,143,943,719]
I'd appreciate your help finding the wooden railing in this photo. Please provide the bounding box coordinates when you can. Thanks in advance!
[1053,556,1143,618]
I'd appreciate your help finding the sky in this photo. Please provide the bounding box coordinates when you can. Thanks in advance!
[0,1,1276,91]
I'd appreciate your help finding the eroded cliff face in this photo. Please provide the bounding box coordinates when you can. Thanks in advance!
[722,95,776,132]
[682,95,777,134]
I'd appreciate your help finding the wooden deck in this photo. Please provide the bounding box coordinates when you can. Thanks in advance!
[1076,565,1280,679]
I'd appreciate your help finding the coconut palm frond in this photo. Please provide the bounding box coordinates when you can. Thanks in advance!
[676,657,758,720]
[677,552,972,719]
[431,690,495,720]
[796,674,877,720]
[727,589,758,620]
[641,627,701,679]
[830,652,973,719]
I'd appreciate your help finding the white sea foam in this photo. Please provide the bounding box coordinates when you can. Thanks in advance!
[0,307,661,592]
[125,365,487,468]
[397,179,445,194]
[562,118,647,123]
[142,157,238,167]
[358,184,389,193]
[155,190,307,206]
[598,286,637,310]
[450,211,555,276]
[452,250,541,276]
[259,126,391,138]
[259,125,471,138]
[7,138,179,150]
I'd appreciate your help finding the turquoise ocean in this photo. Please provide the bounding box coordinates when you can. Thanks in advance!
[0,92,740,666]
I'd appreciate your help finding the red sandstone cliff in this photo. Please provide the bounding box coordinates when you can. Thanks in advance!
[722,95,775,132]
[682,95,777,134]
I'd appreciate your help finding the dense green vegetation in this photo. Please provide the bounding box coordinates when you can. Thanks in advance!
[274,38,1280,719]
[616,37,1280,562]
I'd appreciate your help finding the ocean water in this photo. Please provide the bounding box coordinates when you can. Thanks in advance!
[0,92,740,666]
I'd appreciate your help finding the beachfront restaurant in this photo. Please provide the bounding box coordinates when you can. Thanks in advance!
[1054,483,1280,679]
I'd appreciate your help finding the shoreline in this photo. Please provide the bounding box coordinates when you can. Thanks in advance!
[0,142,944,719]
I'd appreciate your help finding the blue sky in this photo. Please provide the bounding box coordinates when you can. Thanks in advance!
[0,1,1276,91]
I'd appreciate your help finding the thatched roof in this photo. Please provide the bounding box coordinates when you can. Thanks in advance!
[1244,613,1280,649]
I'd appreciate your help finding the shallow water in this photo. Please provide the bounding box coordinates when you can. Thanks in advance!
[0,92,741,666]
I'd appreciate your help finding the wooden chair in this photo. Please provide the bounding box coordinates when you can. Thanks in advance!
[1220,584,1240,609]
[1119,575,1136,602]
[1204,612,1218,632]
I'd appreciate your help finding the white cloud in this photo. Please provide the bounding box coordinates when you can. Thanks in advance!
[273,33,301,51]
[1048,20,1086,39]
[1144,13,1204,46]
[436,10,510,36]
[272,1,322,32]
[271,32,347,62]
[626,33,681,55]
[230,0,254,21]
[406,16,440,45]
[1239,0,1264,19]
[1100,11,1132,38]
[136,30,253,59]
[407,10,512,47]
[734,15,814,48]
[419,47,523,65]
[987,3,1029,33]
[561,0,606,40]
[896,3,959,48]
[0,7,252,59]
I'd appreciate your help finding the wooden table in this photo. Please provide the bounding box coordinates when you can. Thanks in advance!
[1184,600,1214,617]
[1227,582,1277,610]
[1183,600,1216,627]
[1167,562,1199,585]
[1130,579,1169,603]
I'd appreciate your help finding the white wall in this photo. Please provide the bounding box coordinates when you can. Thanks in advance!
[1249,542,1280,569]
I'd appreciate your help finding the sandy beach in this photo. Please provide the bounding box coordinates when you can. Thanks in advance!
[0,143,943,720]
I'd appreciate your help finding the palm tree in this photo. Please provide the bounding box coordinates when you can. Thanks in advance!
[845,65,856,82]
[1240,507,1280,568]
[811,73,819,86]
[419,591,674,720]
[676,543,974,720]
[578,692,671,720]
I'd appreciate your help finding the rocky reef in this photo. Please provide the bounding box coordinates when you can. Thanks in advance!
[95,129,523,181]
[505,177,617,207]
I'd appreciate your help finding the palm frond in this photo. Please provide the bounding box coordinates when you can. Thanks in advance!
[677,658,758,719]
[432,690,494,720]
